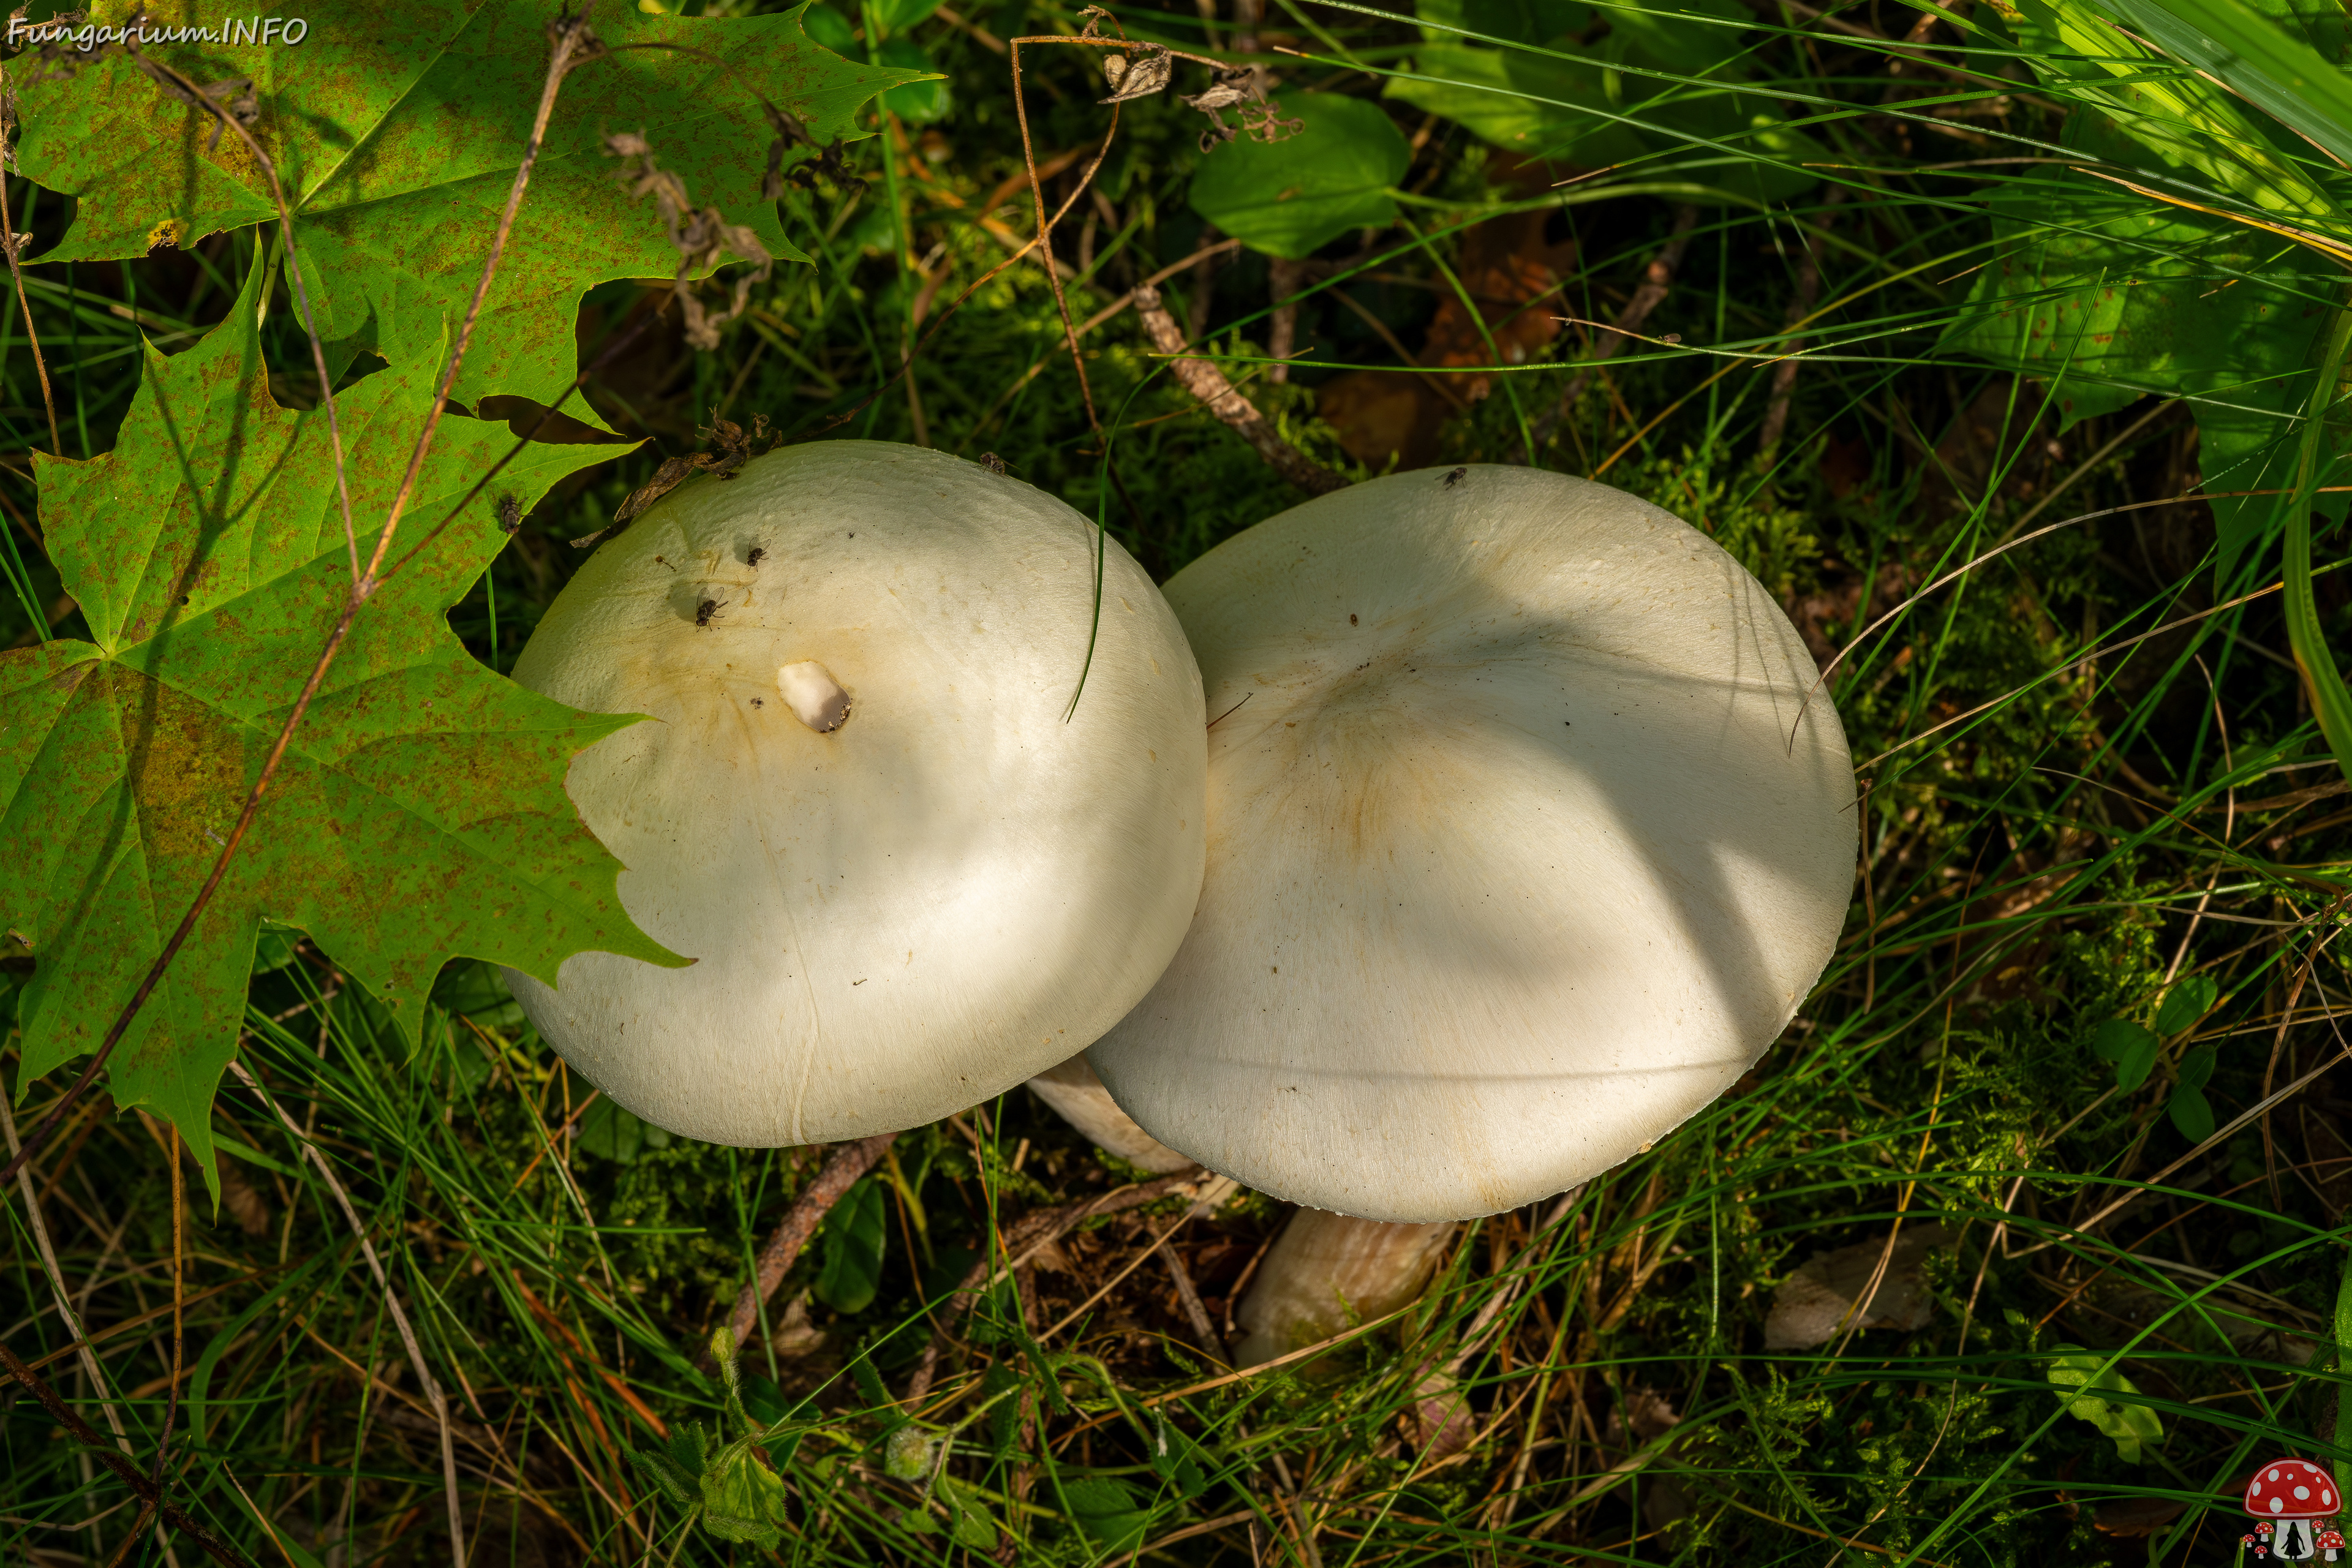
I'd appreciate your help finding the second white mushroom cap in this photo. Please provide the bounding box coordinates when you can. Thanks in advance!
[1087,465,1856,1222]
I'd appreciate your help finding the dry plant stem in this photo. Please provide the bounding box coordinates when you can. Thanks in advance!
[390,298,673,575]
[230,1061,468,1568]
[153,1123,186,1509]
[719,1133,897,1357]
[1008,36,1124,438]
[0,1341,256,1567]
[1003,31,1241,446]
[1759,190,1844,454]
[1131,284,1346,494]
[1534,204,1697,447]
[1164,1244,1219,1348]
[105,1504,160,1568]
[0,17,590,1199]
[0,1095,134,1452]
[1268,256,1303,383]
[960,236,1243,442]
[816,130,1118,443]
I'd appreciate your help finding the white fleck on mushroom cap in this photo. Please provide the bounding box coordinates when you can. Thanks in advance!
[1086,465,1855,1222]
[505,442,1208,1145]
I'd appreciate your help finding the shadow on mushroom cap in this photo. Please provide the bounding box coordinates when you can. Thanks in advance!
[1087,465,1856,1223]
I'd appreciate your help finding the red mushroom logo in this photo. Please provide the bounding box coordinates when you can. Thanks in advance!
[2244,1460,2339,1561]
[2319,1525,2345,1562]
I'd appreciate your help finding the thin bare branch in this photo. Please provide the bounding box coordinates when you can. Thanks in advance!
[720,1133,897,1359]
[1131,284,1345,493]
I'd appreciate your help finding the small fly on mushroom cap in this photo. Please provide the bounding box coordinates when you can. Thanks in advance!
[1087,464,1857,1223]
[503,441,1208,1145]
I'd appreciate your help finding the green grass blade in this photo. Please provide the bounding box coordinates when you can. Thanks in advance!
[2096,0,2352,166]
[2282,301,2352,783]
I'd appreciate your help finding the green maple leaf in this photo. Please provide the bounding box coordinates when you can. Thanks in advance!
[13,0,926,411]
[0,254,682,1190]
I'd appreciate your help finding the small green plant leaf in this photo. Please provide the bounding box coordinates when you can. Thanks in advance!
[701,1447,791,1548]
[14,0,927,412]
[849,1354,892,1406]
[0,260,677,1193]
[1391,0,1824,201]
[815,1177,890,1314]
[1149,1412,1210,1500]
[1188,93,1411,259]
[2168,1082,2217,1141]
[2091,1019,2162,1091]
[578,1096,669,1163]
[741,1373,790,1429]
[1384,45,1648,166]
[628,1423,710,1505]
[875,41,953,124]
[1061,1475,1153,1551]
[940,1476,1001,1550]
[2003,0,2339,227]
[2046,1347,2164,1462]
[2155,974,2219,1037]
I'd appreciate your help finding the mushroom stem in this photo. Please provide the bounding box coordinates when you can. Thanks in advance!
[1233,1210,1457,1368]
[1025,1052,1195,1175]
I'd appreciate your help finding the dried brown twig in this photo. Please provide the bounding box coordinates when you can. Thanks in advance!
[0,1338,257,1568]
[1131,284,1345,494]
[718,1133,900,1362]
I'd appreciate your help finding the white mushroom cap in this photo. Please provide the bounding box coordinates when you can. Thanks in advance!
[506,442,1208,1145]
[1088,466,1855,1222]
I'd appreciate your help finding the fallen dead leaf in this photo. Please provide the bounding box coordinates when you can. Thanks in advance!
[1317,184,1573,469]
[1319,370,1441,470]
[2092,1494,2190,1537]
[1764,1223,1954,1351]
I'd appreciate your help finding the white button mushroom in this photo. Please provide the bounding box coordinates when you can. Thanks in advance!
[1087,464,1856,1223]
[503,442,1208,1145]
